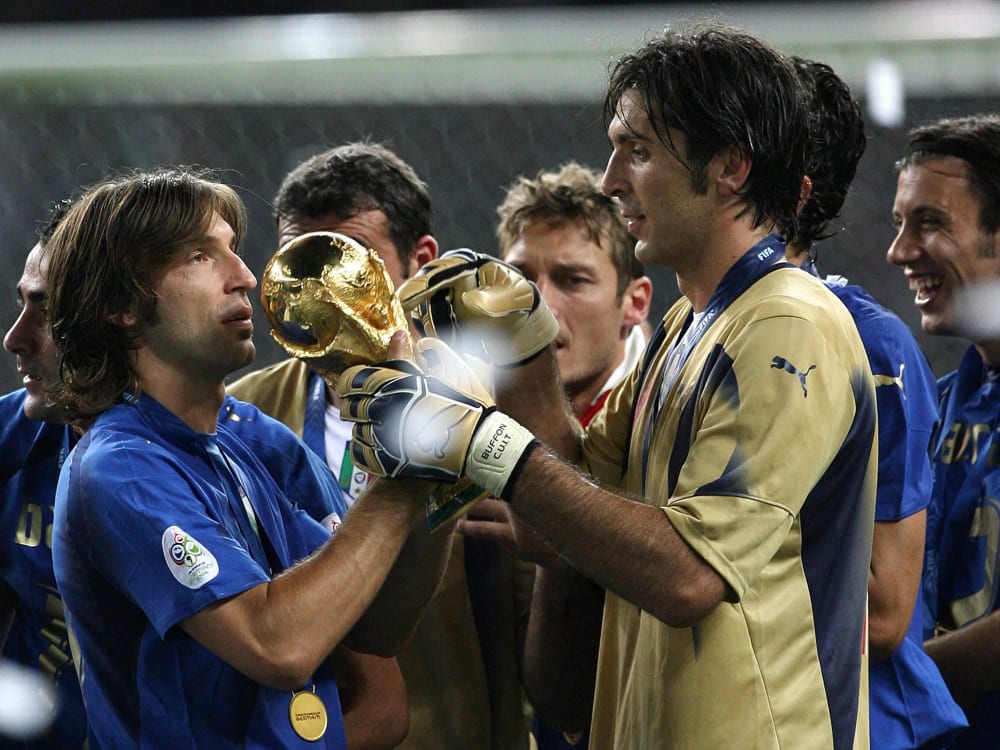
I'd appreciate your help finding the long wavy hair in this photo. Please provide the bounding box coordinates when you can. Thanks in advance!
[46,166,246,421]
[603,23,809,241]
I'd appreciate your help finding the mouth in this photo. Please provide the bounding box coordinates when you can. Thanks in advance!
[18,369,44,389]
[621,211,645,235]
[223,306,254,323]
[908,273,944,306]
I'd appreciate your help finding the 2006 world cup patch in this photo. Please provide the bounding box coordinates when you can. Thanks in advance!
[161,525,219,589]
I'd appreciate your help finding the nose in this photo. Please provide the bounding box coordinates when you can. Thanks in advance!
[4,308,34,356]
[228,252,258,293]
[601,153,625,199]
[532,277,563,324]
[886,225,919,268]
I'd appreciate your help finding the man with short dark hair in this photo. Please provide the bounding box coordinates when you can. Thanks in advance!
[230,142,534,750]
[888,113,1000,749]
[342,24,878,749]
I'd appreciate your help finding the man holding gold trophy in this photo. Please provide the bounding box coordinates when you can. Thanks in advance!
[229,142,542,750]
[48,166,454,749]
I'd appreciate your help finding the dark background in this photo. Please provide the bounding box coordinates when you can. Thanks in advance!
[1,0,854,24]
[0,3,983,393]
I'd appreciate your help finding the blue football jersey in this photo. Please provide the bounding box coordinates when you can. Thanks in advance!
[0,390,87,749]
[54,394,347,749]
[825,281,966,748]
[924,346,1000,749]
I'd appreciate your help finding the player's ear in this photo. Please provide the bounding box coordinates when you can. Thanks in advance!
[620,275,652,334]
[716,144,752,197]
[408,234,439,275]
[798,175,813,213]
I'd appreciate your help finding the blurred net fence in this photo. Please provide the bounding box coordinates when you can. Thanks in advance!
[0,89,994,391]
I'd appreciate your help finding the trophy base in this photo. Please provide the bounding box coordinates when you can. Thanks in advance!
[426,477,489,531]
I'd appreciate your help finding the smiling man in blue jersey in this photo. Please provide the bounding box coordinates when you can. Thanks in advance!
[889,114,1000,750]
[44,166,451,749]
[334,24,878,749]
[0,202,87,749]
[785,57,966,749]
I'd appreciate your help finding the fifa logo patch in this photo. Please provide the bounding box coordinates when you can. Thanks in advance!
[162,525,219,589]
[770,356,816,397]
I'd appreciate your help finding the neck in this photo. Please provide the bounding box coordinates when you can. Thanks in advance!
[567,336,632,418]
[784,245,808,267]
[568,372,611,419]
[134,354,226,434]
[976,340,1000,368]
[678,226,775,312]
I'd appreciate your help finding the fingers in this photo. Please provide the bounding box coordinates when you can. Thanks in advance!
[463,497,511,523]
[397,251,483,311]
[416,338,494,403]
[462,262,536,317]
[454,517,518,552]
[386,329,411,361]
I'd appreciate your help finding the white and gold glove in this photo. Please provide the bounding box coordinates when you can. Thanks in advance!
[397,249,558,367]
[337,338,536,500]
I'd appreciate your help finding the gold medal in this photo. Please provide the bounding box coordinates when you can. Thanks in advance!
[289,686,327,742]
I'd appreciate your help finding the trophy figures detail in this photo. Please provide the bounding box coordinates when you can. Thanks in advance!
[260,231,486,530]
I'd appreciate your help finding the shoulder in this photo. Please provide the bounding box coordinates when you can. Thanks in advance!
[726,268,859,346]
[0,391,39,462]
[227,358,311,432]
[228,358,310,402]
[219,395,300,447]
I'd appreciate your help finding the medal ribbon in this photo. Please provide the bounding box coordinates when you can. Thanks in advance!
[207,443,275,574]
[640,235,789,494]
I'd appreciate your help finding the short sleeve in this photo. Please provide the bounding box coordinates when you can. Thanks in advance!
[664,314,871,598]
[77,435,269,638]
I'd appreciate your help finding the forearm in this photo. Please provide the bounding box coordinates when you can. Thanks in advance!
[867,515,925,663]
[511,449,726,629]
[523,563,604,731]
[331,648,409,750]
[926,611,1000,707]
[345,483,455,654]
[494,346,582,462]
[184,479,427,689]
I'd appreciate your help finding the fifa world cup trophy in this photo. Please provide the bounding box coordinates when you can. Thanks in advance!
[260,232,486,530]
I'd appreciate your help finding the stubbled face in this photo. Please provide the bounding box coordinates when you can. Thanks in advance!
[504,220,633,409]
[888,156,1000,337]
[139,211,257,383]
[601,88,713,273]
[4,243,64,422]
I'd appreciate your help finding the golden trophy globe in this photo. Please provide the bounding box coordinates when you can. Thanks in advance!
[260,231,486,530]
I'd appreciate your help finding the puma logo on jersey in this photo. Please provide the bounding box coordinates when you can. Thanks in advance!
[873,363,905,397]
[771,356,816,397]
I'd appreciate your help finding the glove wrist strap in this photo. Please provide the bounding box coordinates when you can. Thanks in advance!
[466,411,536,499]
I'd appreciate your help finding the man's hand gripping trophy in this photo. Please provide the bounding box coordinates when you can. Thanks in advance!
[337,249,557,512]
[260,236,555,528]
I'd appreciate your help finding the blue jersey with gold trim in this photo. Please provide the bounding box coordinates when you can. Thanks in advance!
[54,394,347,750]
[924,346,1000,749]
[825,282,965,749]
[0,390,86,749]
